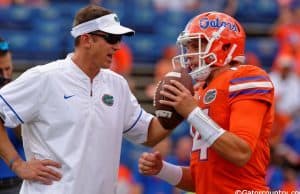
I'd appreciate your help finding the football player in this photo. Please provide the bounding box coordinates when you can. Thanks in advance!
[139,11,274,193]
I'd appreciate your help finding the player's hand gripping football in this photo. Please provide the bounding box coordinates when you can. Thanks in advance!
[160,79,198,118]
[12,157,62,185]
[138,151,163,176]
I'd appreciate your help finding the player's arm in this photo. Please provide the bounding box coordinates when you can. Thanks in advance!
[139,151,195,192]
[186,99,268,167]
[143,117,172,147]
[176,166,195,191]
[160,80,269,166]
[211,100,269,166]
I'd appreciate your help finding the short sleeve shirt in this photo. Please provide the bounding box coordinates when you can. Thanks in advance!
[0,54,153,194]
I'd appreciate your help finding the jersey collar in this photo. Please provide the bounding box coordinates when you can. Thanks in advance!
[66,53,103,82]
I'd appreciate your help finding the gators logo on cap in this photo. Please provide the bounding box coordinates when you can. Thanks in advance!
[102,94,114,106]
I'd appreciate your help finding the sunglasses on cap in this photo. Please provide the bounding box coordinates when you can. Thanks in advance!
[89,32,122,45]
[0,41,9,51]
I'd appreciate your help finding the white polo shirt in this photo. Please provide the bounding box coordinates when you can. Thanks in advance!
[0,54,153,194]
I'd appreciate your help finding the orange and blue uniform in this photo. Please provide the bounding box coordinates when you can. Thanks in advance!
[190,65,274,193]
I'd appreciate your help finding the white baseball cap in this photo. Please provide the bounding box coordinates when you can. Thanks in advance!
[70,13,134,38]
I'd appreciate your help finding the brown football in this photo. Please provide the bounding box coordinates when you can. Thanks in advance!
[153,67,194,130]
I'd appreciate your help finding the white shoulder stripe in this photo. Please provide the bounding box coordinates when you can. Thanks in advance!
[229,81,273,92]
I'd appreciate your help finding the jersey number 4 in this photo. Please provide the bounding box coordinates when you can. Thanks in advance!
[190,109,209,160]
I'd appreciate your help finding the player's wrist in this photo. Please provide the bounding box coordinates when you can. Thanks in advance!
[187,107,225,146]
[10,156,23,171]
[155,161,182,186]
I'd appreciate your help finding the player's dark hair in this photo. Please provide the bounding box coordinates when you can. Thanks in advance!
[73,5,113,46]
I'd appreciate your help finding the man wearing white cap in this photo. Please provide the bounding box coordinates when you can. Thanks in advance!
[0,5,174,194]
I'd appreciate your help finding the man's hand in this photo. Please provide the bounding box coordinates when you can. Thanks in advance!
[138,151,163,176]
[160,80,198,118]
[12,158,62,185]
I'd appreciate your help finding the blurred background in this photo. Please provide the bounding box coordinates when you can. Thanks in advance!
[1,0,300,193]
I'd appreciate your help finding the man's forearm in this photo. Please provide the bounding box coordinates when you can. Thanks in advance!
[0,123,21,167]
